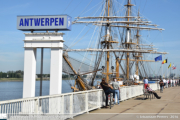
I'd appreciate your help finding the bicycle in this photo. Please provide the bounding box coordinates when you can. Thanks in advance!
[160,86,163,93]
[108,93,114,109]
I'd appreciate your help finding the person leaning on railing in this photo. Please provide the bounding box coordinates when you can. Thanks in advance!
[112,78,120,105]
[147,84,161,99]
[168,79,170,87]
[163,78,166,89]
[173,79,175,87]
[100,78,115,108]
[176,80,178,87]
[170,79,173,87]
[159,79,164,93]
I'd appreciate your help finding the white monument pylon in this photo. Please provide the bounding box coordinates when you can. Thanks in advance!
[23,32,64,98]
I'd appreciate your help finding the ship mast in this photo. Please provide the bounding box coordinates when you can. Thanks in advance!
[135,10,140,79]
[106,0,110,83]
[125,0,132,80]
[71,0,167,88]
[116,57,120,80]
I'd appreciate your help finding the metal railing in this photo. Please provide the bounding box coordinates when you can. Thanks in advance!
[0,83,158,120]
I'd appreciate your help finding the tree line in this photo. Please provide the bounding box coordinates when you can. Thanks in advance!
[0,70,24,78]
[0,70,103,79]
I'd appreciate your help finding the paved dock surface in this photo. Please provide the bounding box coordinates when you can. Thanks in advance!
[69,86,180,120]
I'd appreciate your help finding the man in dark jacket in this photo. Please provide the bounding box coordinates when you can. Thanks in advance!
[100,78,115,108]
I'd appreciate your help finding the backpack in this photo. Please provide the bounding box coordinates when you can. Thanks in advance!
[160,82,164,86]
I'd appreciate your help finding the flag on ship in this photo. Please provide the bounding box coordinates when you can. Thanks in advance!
[155,55,162,62]
[162,59,167,64]
[172,65,176,70]
[168,63,171,69]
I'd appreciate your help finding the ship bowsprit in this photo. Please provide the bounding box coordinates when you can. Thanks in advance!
[62,45,100,91]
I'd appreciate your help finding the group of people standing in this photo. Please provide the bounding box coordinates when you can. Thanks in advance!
[100,78,120,108]
[165,79,180,87]
[159,78,180,92]
[100,77,180,108]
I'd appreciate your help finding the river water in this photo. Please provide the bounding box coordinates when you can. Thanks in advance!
[0,80,74,101]
[0,80,156,101]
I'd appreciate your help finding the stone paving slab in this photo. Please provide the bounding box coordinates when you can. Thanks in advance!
[68,86,180,120]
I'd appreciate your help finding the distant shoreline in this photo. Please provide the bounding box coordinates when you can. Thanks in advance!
[0,78,75,82]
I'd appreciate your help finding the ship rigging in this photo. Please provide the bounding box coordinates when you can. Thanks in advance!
[62,0,167,92]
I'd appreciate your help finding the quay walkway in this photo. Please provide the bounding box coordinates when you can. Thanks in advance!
[0,83,179,120]
[69,86,180,120]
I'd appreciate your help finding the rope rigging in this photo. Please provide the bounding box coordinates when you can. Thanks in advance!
[62,0,167,91]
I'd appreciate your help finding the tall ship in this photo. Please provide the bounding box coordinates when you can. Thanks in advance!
[62,0,167,92]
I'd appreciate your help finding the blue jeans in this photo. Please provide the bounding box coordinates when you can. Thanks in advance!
[104,88,115,106]
[114,90,120,104]
[164,83,166,87]
[160,86,163,92]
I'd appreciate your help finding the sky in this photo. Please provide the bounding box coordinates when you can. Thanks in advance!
[0,0,180,75]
